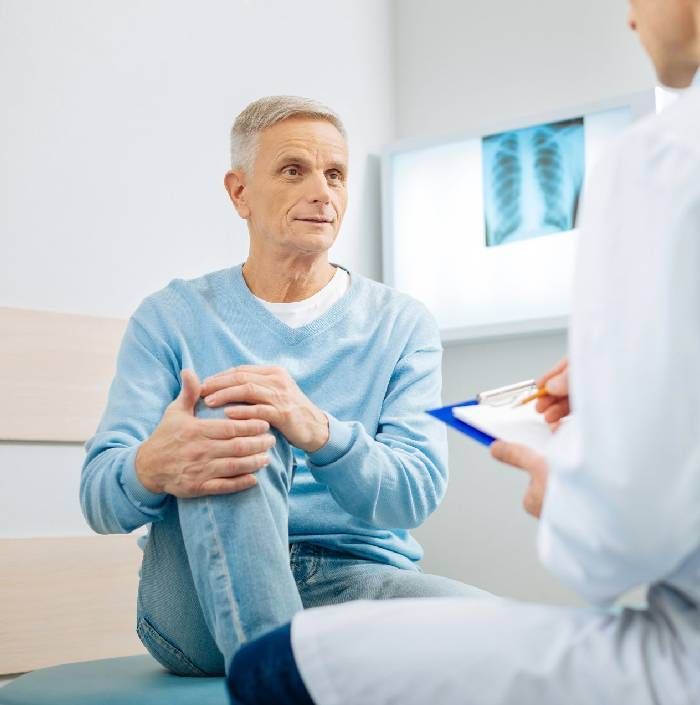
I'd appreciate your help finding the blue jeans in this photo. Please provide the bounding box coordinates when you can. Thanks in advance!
[136,428,490,677]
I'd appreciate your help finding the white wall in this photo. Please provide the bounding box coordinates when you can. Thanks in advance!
[397,0,655,604]
[0,0,394,538]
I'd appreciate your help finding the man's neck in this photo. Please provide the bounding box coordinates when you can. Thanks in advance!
[242,250,336,303]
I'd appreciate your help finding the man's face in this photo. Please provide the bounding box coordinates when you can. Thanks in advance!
[231,117,348,256]
[628,0,700,88]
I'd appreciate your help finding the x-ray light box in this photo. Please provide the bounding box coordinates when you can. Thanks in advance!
[381,92,657,342]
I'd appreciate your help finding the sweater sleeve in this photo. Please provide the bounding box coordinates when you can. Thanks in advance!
[306,306,448,529]
[80,303,180,534]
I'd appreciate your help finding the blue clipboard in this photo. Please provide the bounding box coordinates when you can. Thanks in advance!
[427,400,497,447]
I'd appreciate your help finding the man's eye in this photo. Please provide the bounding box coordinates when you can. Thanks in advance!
[327,170,344,182]
[282,166,301,177]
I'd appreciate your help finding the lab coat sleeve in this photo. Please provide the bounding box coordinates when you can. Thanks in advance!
[538,131,700,604]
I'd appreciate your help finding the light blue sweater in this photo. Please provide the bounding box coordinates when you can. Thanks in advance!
[81,264,448,569]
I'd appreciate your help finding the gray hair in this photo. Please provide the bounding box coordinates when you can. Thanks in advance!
[229,95,347,173]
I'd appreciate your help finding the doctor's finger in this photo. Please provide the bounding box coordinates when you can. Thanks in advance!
[543,399,570,424]
[544,371,569,397]
[490,440,543,472]
[523,483,544,518]
[535,394,558,413]
[535,357,568,389]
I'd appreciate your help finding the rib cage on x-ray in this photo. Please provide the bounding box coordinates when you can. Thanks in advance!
[482,117,585,247]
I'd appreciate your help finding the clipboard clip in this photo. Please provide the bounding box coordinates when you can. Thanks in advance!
[476,379,537,407]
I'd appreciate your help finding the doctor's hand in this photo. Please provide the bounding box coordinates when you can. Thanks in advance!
[135,370,276,498]
[535,357,570,431]
[200,365,330,453]
[490,441,548,519]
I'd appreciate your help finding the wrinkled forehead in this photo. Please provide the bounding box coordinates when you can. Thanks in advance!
[256,117,348,167]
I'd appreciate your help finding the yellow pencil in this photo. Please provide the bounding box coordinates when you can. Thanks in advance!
[516,388,547,407]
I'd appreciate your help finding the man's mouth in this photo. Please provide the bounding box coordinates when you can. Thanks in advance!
[295,217,334,224]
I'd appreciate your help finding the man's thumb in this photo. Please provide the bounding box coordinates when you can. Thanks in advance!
[175,369,201,412]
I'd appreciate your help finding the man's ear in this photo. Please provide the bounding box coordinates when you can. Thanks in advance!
[224,169,251,219]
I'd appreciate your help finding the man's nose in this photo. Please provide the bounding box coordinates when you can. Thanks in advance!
[306,170,332,203]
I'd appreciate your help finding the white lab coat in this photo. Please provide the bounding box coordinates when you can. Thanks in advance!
[291,84,700,705]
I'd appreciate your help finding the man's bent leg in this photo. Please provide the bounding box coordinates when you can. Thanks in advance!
[176,424,304,671]
[138,407,304,676]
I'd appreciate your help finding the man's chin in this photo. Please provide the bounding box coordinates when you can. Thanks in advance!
[285,228,338,253]
[291,222,337,237]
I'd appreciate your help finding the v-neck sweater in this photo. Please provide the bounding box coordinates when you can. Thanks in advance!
[81,264,448,569]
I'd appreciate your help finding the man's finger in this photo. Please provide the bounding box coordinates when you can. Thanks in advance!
[205,365,279,382]
[198,474,258,496]
[204,382,274,407]
[207,434,276,459]
[174,369,201,412]
[224,404,275,422]
[207,452,270,478]
[201,371,276,396]
[490,440,543,472]
[199,418,270,440]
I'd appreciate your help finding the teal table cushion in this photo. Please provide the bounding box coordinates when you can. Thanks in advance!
[0,655,228,705]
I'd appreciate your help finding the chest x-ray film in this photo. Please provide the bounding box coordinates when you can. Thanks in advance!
[482,118,584,247]
[382,92,656,341]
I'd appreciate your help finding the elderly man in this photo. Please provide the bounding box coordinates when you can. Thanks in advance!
[80,96,486,678]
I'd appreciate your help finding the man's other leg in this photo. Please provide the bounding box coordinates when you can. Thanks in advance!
[294,545,494,609]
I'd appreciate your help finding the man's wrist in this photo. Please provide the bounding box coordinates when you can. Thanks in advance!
[306,412,355,467]
[123,444,169,508]
[134,441,162,494]
[303,410,330,453]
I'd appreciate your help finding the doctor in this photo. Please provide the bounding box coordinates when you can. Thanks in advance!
[225,0,700,703]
